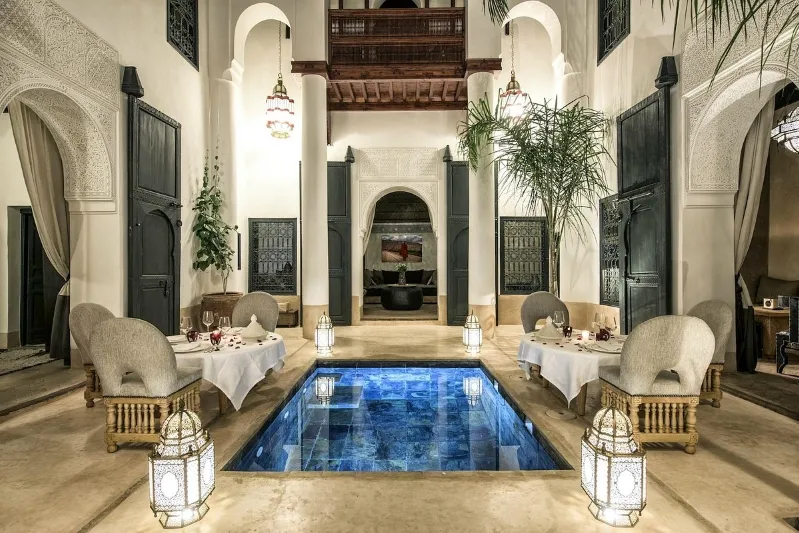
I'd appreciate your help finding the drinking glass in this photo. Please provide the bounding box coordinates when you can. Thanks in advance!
[179,316,192,335]
[552,311,565,329]
[593,312,606,332]
[202,310,215,332]
[218,316,231,338]
[606,316,619,335]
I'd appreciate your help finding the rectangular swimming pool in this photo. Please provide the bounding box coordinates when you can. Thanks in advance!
[226,363,569,472]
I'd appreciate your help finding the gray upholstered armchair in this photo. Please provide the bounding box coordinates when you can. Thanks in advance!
[599,315,715,454]
[232,291,280,332]
[69,303,114,408]
[520,291,569,333]
[687,300,734,408]
[90,317,202,452]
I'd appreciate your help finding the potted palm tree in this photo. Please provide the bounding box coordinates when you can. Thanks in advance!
[193,153,241,324]
[458,96,611,296]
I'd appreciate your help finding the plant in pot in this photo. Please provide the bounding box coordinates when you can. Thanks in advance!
[397,263,408,285]
[458,96,611,296]
[192,153,241,325]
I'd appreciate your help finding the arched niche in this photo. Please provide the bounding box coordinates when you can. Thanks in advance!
[361,184,439,239]
[0,0,119,210]
[233,2,292,69]
[505,1,562,64]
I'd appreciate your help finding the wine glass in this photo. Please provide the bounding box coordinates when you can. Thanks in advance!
[202,311,215,333]
[218,316,231,338]
[180,316,193,336]
[593,312,606,333]
[606,316,619,335]
[552,311,565,329]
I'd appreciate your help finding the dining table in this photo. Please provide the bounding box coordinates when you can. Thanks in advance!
[517,334,622,416]
[171,331,287,413]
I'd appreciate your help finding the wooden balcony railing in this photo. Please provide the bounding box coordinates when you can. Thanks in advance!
[328,8,466,79]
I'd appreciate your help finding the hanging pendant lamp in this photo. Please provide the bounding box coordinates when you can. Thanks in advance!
[265,22,294,139]
[772,106,799,152]
[499,21,529,119]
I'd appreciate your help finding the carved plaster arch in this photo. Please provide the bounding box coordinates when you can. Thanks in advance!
[682,9,799,194]
[506,1,563,64]
[360,184,439,239]
[0,0,119,208]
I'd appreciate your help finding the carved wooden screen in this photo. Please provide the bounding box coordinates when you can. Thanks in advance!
[598,0,630,64]
[167,0,199,69]
[248,219,297,295]
[499,217,548,295]
[599,194,620,307]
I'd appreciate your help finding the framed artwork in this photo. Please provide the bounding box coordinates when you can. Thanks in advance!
[381,235,422,263]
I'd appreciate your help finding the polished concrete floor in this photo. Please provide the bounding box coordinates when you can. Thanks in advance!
[0,325,797,533]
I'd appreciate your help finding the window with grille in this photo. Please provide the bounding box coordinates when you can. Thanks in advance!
[599,195,620,306]
[500,217,548,294]
[598,0,630,64]
[167,0,199,69]
[248,219,297,295]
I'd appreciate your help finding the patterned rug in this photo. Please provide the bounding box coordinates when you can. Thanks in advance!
[0,345,55,376]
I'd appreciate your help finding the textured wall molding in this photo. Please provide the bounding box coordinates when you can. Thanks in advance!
[682,15,799,195]
[0,0,119,205]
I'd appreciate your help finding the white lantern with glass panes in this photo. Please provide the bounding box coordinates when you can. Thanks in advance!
[463,310,482,354]
[315,312,335,355]
[581,407,646,527]
[149,406,214,529]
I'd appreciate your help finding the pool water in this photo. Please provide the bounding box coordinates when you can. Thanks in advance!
[227,364,566,472]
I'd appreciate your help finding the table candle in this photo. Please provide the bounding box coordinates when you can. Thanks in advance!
[582,330,590,339]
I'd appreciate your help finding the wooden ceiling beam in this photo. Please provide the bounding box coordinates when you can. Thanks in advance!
[332,83,343,103]
[389,82,394,102]
[328,100,467,112]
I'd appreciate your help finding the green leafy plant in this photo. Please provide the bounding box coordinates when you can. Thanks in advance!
[397,264,409,274]
[458,96,611,295]
[192,154,237,294]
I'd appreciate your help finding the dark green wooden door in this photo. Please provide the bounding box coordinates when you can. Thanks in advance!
[617,87,671,333]
[127,98,182,335]
[328,160,352,325]
[447,159,469,325]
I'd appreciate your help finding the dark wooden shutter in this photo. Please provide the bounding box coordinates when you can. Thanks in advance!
[599,194,620,307]
[616,87,671,333]
[327,153,353,325]
[128,98,182,335]
[447,156,469,325]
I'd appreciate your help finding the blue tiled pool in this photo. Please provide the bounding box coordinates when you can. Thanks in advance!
[226,363,568,472]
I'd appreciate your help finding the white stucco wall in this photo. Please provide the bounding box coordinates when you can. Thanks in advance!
[0,114,31,347]
[54,0,211,311]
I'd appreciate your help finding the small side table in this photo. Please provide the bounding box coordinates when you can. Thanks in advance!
[753,306,789,360]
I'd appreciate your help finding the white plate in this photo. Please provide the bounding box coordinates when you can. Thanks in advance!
[167,334,186,345]
[173,341,211,354]
[583,341,622,354]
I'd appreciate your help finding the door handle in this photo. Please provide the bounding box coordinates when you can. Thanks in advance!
[169,202,183,208]
[176,220,183,227]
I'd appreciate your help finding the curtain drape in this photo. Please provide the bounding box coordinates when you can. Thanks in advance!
[9,100,71,363]
[362,202,376,254]
[734,102,775,307]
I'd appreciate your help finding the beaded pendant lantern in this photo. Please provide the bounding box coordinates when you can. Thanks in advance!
[149,405,214,529]
[499,21,529,119]
[265,22,294,139]
[772,107,799,152]
[581,407,646,527]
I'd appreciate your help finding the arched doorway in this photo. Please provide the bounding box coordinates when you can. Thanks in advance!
[362,191,439,322]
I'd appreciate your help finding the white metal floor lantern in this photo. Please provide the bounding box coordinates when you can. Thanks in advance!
[315,312,335,355]
[149,406,214,529]
[581,407,646,528]
[463,310,482,354]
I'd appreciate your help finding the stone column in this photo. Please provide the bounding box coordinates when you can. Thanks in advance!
[467,72,496,339]
[209,63,244,292]
[300,74,329,339]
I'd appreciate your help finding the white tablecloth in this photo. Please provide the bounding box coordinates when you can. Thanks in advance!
[517,336,621,403]
[175,334,287,411]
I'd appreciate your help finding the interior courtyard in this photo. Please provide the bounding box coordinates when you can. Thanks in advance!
[1,0,798,532]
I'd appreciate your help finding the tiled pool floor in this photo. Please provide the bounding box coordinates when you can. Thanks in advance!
[228,365,564,472]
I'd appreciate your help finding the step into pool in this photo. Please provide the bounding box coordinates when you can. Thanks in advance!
[226,363,569,472]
